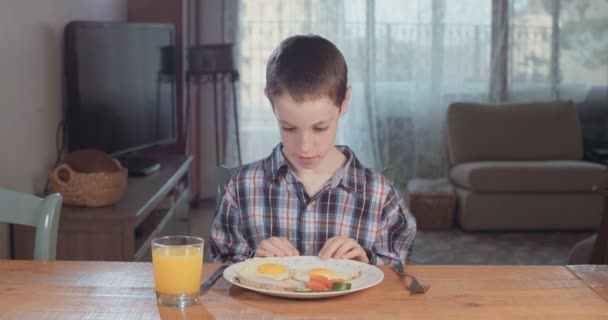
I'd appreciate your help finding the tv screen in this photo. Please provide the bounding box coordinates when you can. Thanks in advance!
[65,21,176,157]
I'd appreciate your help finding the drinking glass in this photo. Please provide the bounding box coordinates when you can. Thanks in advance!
[151,236,204,307]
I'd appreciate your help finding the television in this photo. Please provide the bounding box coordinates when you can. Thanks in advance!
[64,21,176,174]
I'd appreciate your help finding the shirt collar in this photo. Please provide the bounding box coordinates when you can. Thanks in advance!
[262,143,366,194]
[335,146,366,194]
[262,143,288,182]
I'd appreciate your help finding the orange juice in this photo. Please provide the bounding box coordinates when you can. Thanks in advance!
[152,246,203,295]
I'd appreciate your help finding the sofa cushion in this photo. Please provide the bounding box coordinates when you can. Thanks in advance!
[446,101,583,165]
[450,160,607,193]
[456,188,603,230]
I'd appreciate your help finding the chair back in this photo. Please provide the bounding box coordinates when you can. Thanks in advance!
[215,165,240,209]
[0,189,62,260]
[381,166,397,184]
[568,191,608,264]
[591,192,608,264]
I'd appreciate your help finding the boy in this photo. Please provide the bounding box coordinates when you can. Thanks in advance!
[210,35,416,265]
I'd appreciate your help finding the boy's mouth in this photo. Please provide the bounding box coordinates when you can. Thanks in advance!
[298,155,318,162]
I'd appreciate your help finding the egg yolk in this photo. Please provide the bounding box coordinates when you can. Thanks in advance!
[258,263,286,275]
[308,268,334,278]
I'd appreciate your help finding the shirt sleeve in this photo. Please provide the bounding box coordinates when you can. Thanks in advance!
[209,179,253,263]
[369,185,417,265]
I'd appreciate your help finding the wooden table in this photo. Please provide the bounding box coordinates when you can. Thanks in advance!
[567,265,608,303]
[0,261,607,319]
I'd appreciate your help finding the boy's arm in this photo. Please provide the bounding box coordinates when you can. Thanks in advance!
[209,180,252,263]
[369,187,417,265]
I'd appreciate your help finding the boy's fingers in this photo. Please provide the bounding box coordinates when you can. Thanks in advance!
[325,236,348,259]
[334,239,357,259]
[278,238,299,256]
[268,237,295,256]
[255,247,279,258]
[255,248,273,257]
[262,240,285,257]
[319,236,347,260]
[256,237,299,258]
[318,237,336,258]
[342,247,369,263]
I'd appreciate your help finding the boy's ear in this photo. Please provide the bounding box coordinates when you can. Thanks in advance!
[339,86,352,116]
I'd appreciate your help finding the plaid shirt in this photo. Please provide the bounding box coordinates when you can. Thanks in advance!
[210,144,416,265]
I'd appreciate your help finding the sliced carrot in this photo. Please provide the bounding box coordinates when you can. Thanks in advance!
[309,275,332,289]
[309,275,329,283]
[305,281,328,292]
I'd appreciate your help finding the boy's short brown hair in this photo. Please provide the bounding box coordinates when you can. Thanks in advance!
[265,35,348,107]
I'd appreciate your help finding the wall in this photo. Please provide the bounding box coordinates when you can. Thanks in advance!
[0,0,126,259]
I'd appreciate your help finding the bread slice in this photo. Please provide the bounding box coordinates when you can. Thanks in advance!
[236,274,300,292]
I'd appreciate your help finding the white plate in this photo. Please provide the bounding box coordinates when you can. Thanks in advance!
[222,256,384,299]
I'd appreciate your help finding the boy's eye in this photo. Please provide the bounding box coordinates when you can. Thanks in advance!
[314,127,329,132]
[281,127,296,132]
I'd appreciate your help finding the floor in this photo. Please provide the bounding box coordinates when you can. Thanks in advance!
[189,201,592,265]
[410,229,591,265]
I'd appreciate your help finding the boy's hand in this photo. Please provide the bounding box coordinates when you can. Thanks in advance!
[254,237,300,257]
[318,235,369,263]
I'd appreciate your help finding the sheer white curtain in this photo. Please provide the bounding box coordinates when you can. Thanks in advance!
[222,0,608,187]
[505,0,608,154]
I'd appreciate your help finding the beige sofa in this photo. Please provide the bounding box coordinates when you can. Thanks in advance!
[446,101,607,230]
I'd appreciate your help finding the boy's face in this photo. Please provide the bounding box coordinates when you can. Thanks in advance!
[267,88,351,171]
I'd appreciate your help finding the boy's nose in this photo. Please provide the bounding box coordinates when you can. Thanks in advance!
[298,133,313,153]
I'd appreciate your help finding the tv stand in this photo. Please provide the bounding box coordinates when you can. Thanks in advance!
[117,153,163,176]
[122,157,161,176]
[12,155,192,261]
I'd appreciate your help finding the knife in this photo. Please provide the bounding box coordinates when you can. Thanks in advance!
[200,264,230,294]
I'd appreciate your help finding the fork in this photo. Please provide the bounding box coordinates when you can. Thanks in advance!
[391,264,430,294]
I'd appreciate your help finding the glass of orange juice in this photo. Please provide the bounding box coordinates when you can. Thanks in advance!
[151,236,204,307]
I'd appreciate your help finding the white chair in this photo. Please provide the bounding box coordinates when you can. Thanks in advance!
[0,189,62,260]
[568,192,608,264]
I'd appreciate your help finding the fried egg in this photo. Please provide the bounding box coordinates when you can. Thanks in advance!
[292,267,360,283]
[234,258,293,281]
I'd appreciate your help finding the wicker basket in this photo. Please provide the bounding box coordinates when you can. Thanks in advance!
[48,150,128,207]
